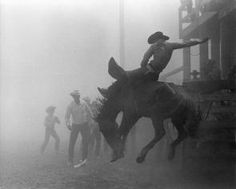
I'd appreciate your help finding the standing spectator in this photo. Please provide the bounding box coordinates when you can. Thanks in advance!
[40,106,60,154]
[180,0,195,21]
[204,59,221,80]
[65,90,91,167]
[89,99,102,158]
[83,96,100,157]
[228,65,236,80]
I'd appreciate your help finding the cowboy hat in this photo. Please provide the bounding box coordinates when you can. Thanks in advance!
[148,31,169,44]
[70,90,80,97]
[46,106,56,113]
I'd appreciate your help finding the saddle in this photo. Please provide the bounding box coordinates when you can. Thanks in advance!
[108,57,157,82]
[98,57,159,98]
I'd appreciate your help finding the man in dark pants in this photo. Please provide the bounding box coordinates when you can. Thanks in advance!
[65,90,91,167]
[89,99,102,157]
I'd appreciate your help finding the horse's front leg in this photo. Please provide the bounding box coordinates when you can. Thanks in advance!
[136,118,165,163]
[111,113,139,162]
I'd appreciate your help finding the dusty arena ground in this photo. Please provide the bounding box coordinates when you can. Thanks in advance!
[1,137,235,189]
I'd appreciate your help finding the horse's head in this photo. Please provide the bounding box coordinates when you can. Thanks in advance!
[95,95,123,160]
[98,119,120,150]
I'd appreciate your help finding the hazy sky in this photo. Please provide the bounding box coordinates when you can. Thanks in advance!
[0,0,182,140]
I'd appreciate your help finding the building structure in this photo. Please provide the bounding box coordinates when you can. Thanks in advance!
[177,1,236,184]
[179,0,236,81]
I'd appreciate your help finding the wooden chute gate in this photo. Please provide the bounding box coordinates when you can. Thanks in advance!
[180,80,236,184]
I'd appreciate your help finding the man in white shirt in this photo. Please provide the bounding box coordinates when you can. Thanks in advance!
[65,90,91,166]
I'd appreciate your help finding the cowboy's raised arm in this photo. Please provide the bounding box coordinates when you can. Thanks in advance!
[170,38,209,50]
[140,46,153,68]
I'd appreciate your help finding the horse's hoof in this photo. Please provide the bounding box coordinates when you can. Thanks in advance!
[168,155,174,161]
[110,158,118,163]
[111,153,119,163]
[110,153,124,163]
[136,156,145,163]
[120,151,125,158]
[168,151,175,161]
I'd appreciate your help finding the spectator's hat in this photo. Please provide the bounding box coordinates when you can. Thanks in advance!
[70,90,80,97]
[148,31,169,44]
[46,106,56,113]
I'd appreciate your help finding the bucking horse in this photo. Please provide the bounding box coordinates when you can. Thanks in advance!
[96,57,202,163]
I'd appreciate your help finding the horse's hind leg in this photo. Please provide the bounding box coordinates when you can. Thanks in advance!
[136,118,165,163]
[168,118,187,160]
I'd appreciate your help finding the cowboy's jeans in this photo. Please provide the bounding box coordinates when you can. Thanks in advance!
[127,66,159,81]
[68,123,90,162]
[105,66,160,98]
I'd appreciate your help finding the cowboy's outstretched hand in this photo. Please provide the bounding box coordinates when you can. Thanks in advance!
[67,124,72,131]
[200,37,209,43]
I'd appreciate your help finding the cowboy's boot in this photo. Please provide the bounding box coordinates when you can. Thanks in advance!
[97,87,109,98]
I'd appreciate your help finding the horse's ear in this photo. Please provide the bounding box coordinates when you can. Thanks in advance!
[109,57,116,65]
[108,57,126,80]
[97,87,108,98]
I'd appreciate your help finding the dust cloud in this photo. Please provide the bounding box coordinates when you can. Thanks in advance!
[1,1,216,189]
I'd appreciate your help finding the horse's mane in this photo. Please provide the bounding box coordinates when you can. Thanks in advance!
[95,97,108,121]
[96,80,125,121]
